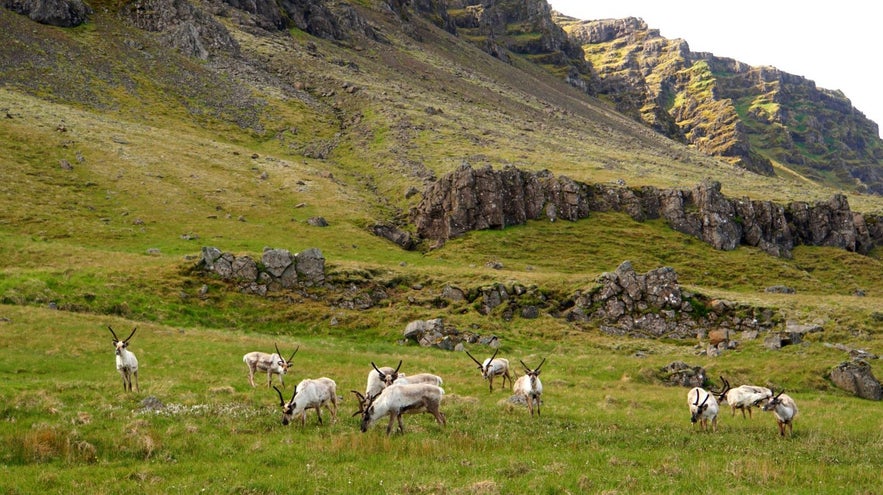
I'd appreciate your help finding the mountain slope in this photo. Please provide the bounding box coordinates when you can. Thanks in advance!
[555,15,883,194]
[1,0,882,319]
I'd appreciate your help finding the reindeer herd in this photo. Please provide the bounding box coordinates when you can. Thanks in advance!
[687,375,799,436]
[106,328,798,437]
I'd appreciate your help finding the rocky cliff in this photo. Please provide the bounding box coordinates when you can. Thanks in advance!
[557,15,883,194]
[410,164,883,257]
[445,0,595,92]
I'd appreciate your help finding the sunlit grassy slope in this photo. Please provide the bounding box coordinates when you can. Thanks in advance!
[1,2,882,493]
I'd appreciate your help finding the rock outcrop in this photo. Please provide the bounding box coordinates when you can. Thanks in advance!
[410,164,883,257]
[566,261,770,339]
[123,0,240,59]
[199,246,325,293]
[2,0,91,27]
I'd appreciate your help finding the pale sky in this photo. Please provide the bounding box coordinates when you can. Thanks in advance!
[548,1,881,137]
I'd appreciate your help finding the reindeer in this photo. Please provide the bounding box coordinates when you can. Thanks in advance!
[243,343,298,388]
[350,361,403,417]
[393,372,443,387]
[274,377,338,427]
[513,358,545,416]
[465,348,513,392]
[687,387,718,432]
[762,389,798,437]
[108,326,139,392]
[714,376,772,418]
[359,383,446,435]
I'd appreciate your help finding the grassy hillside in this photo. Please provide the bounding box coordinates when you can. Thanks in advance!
[1,1,882,493]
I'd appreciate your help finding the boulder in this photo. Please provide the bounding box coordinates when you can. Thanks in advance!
[829,361,882,400]
[3,0,92,27]
[658,361,706,388]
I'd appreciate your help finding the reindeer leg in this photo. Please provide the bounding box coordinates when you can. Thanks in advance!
[386,413,397,435]
[247,367,256,388]
[133,370,139,392]
[315,406,323,425]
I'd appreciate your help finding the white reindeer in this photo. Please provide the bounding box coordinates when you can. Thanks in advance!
[108,326,139,392]
[465,348,513,392]
[513,358,545,416]
[762,389,798,437]
[393,372,443,387]
[243,343,298,388]
[715,376,772,418]
[687,387,718,432]
[359,383,446,435]
[274,377,338,426]
[350,361,404,417]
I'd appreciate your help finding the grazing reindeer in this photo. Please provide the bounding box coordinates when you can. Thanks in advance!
[762,390,798,437]
[687,387,718,432]
[243,343,298,388]
[108,326,139,392]
[359,383,446,435]
[465,348,513,392]
[714,376,772,418]
[274,378,338,427]
[513,358,545,416]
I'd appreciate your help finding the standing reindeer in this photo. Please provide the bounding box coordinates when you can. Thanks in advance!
[108,326,139,392]
[243,343,298,388]
[714,376,772,418]
[513,358,545,416]
[762,389,798,437]
[350,361,403,416]
[465,348,513,392]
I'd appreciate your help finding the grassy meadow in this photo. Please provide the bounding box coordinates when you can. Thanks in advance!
[1,302,881,495]
[2,4,883,493]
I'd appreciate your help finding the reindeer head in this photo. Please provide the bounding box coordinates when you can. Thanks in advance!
[274,385,298,425]
[371,360,402,387]
[358,392,380,432]
[762,389,785,411]
[466,348,498,380]
[691,391,711,423]
[714,376,732,403]
[351,390,368,417]
[108,326,136,356]
[274,343,299,375]
[520,358,545,381]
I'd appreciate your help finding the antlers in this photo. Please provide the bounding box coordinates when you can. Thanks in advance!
[520,358,546,374]
[371,360,402,380]
[713,375,731,400]
[274,385,297,406]
[465,348,499,371]
[464,350,483,367]
[694,390,710,407]
[108,325,136,343]
[274,343,299,363]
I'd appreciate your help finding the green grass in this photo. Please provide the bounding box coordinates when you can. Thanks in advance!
[1,305,881,494]
[2,4,883,493]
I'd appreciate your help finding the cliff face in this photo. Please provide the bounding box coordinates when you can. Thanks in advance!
[559,16,883,193]
[411,164,883,257]
[445,0,595,92]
